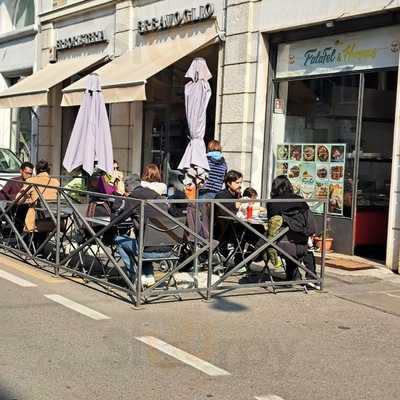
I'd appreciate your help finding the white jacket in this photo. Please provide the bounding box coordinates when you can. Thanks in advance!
[141,181,167,196]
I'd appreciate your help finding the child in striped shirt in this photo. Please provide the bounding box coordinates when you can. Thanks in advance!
[200,140,227,198]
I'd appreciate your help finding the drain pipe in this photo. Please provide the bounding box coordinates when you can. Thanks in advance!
[30,107,39,164]
[216,0,228,139]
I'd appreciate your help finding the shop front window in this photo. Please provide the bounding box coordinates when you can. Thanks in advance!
[14,0,35,29]
[10,107,32,162]
[271,75,360,219]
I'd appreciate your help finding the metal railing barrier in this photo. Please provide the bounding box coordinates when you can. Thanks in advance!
[0,177,327,307]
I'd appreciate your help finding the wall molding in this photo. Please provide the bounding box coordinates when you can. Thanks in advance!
[0,25,38,45]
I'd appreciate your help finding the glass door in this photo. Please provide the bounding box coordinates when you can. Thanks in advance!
[270,75,361,254]
[354,70,396,260]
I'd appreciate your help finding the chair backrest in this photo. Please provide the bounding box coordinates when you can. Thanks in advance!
[73,203,89,217]
[143,216,186,248]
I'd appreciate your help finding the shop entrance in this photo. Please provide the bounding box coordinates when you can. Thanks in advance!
[270,69,397,262]
[143,44,219,185]
[355,70,396,261]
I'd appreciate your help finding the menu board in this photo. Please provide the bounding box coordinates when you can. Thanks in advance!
[275,143,346,215]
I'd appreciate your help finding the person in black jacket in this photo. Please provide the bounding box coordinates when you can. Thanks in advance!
[266,175,315,281]
[214,170,243,263]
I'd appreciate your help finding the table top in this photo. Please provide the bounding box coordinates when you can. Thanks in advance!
[85,216,110,226]
[218,215,268,225]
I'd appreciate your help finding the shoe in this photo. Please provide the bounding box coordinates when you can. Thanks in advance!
[142,274,155,287]
[146,275,156,286]
[307,282,320,290]
[236,266,247,274]
[141,274,150,287]
[273,258,284,271]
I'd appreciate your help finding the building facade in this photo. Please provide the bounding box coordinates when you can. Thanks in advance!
[1,0,399,270]
[0,0,38,160]
[257,0,400,270]
[31,0,260,186]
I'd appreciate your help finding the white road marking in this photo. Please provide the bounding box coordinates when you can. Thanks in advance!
[0,269,37,287]
[385,293,400,299]
[255,396,285,400]
[136,336,230,376]
[44,294,110,320]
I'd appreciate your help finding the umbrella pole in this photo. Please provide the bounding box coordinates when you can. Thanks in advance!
[193,179,199,288]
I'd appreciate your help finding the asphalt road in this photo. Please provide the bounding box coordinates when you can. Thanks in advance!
[1,256,400,400]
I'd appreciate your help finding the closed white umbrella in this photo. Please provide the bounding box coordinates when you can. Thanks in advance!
[63,73,113,175]
[178,57,212,173]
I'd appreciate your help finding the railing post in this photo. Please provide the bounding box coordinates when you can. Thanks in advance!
[55,189,61,276]
[206,201,214,301]
[136,200,145,308]
[320,199,328,290]
[194,200,199,288]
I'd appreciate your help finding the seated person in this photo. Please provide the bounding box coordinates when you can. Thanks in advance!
[264,175,312,281]
[140,163,167,196]
[0,162,33,201]
[110,160,125,195]
[96,161,125,197]
[237,187,258,219]
[238,186,285,270]
[0,162,34,234]
[112,164,169,287]
[18,160,60,233]
[214,170,243,261]
[215,170,243,218]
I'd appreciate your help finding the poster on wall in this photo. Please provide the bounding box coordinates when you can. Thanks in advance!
[275,143,346,216]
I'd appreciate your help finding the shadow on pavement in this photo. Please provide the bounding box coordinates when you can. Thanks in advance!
[210,296,249,312]
[0,384,19,400]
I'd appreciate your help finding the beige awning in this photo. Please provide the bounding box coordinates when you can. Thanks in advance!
[62,20,220,106]
[0,54,107,108]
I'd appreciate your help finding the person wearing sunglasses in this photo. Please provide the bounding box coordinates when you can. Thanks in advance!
[0,161,34,201]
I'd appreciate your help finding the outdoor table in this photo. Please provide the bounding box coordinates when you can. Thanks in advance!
[217,215,268,271]
[85,216,110,227]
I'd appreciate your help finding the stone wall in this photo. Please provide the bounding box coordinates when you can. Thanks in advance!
[217,0,261,189]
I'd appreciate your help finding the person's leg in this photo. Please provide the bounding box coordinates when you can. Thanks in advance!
[141,262,153,276]
[267,216,284,268]
[284,258,301,281]
[115,235,137,277]
[14,204,29,234]
[33,232,48,254]
[303,250,317,279]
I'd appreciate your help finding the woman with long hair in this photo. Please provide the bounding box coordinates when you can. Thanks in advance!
[266,175,315,282]
[140,163,167,196]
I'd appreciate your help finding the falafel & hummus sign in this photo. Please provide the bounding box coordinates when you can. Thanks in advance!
[276,26,400,78]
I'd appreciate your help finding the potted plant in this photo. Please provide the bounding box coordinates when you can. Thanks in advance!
[313,218,334,252]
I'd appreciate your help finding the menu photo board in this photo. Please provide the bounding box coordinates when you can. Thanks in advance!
[275,143,346,216]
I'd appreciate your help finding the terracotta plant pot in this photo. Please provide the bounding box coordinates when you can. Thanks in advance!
[314,237,334,252]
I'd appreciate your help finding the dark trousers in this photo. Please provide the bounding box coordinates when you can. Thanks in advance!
[14,204,29,233]
[303,250,317,279]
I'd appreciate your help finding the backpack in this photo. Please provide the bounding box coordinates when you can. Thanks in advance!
[282,208,316,238]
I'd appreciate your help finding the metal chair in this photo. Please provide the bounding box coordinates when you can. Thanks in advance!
[138,216,186,299]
